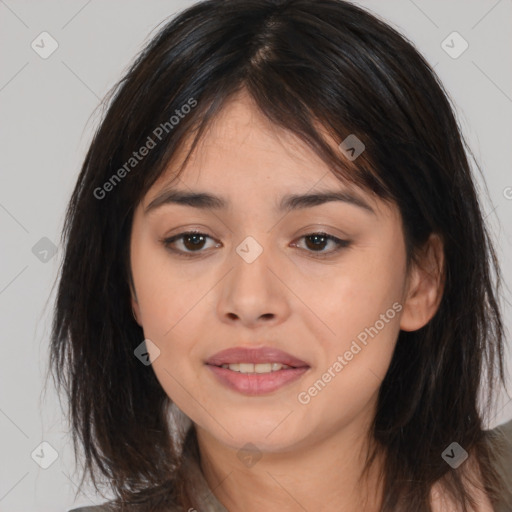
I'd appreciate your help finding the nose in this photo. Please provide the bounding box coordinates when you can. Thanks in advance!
[216,241,292,329]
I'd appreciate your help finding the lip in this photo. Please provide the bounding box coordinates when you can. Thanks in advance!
[205,346,309,367]
[207,365,309,395]
[205,346,310,396]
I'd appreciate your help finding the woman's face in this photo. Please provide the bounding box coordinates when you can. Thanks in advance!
[130,91,425,453]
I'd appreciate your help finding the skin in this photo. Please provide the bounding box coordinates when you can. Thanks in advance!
[129,88,453,511]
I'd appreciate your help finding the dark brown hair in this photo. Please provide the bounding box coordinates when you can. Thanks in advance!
[47,0,510,510]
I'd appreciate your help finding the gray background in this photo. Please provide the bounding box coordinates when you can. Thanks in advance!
[0,0,511,510]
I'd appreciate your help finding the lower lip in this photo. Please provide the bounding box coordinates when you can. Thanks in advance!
[206,365,309,395]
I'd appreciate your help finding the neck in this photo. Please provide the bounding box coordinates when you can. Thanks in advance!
[195,406,384,512]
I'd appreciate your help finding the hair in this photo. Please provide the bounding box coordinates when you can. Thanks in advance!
[47,0,510,510]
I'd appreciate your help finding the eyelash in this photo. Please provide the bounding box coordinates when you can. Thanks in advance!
[160,230,351,259]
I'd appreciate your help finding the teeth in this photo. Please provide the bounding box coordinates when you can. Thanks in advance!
[219,362,292,373]
[239,363,254,373]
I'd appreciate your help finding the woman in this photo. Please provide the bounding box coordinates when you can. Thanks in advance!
[49,0,512,510]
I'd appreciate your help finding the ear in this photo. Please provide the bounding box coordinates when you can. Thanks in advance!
[400,233,445,332]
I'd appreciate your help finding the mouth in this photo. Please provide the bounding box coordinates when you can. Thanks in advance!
[205,346,310,395]
[216,362,298,373]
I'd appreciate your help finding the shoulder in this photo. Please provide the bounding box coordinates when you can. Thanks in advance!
[487,418,512,511]
[68,506,112,512]
[430,471,494,512]
[67,502,184,512]
[430,419,512,512]
[488,417,512,459]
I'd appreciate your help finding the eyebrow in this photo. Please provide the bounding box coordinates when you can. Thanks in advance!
[144,188,375,215]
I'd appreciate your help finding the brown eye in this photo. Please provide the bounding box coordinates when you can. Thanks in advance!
[181,233,207,251]
[162,231,220,256]
[161,231,350,259]
[293,232,351,256]
[304,233,330,251]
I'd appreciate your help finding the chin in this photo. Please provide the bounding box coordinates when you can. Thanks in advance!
[198,413,307,453]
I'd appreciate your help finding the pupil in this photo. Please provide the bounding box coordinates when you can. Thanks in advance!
[306,234,327,251]
[184,234,205,250]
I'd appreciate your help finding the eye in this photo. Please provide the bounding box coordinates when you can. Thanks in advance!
[292,232,351,257]
[160,230,351,258]
[161,231,220,257]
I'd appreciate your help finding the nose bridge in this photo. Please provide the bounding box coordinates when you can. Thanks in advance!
[217,232,290,325]
[231,233,279,298]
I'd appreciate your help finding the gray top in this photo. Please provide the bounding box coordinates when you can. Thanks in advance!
[490,418,512,511]
[69,419,512,512]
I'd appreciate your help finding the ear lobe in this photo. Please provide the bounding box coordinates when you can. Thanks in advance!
[399,233,445,332]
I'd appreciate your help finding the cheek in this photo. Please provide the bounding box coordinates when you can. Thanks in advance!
[294,237,406,353]
[337,227,407,332]
[296,292,401,432]
[131,230,203,335]
[294,239,406,413]
[130,242,215,389]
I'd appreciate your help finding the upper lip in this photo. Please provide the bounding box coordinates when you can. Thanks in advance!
[205,346,309,368]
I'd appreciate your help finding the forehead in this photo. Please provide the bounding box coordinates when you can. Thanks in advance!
[141,90,383,216]
[159,94,329,183]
